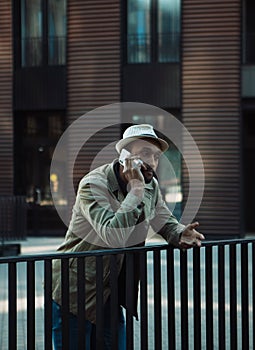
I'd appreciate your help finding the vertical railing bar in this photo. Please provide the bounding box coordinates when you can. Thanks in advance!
[241,242,249,349]
[8,261,17,350]
[126,252,134,350]
[110,254,119,350]
[218,245,226,350]
[77,257,86,350]
[153,249,162,350]
[61,257,70,350]
[252,242,255,350]
[27,260,35,350]
[180,250,188,350]
[193,248,202,350]
[96,255,104,350]
[44,259,52,350]
[167,247,176,350]
[229,244,237,350]
[205,246,213,350]
[139,250,148,350]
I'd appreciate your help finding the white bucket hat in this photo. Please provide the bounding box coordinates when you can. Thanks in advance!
[115,124,169,153]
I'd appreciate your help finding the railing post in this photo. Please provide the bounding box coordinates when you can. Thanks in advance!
[139,250,148,350]
[125,252,134,350]
[8,261,17,349]
[193,247,202,350]
[205,245,213,349]
[110,255,119,350]
[218,245,226,350]
[61,257,70,350]
[96,255,104,350]
[153,249,162,350]
[241,242,249,350]
[44,259,52,350]
[167,247,176,349]
[229,244,237,350]
[27,260,35,350]
[252,242,255,349]
[180,249,188,350]
[77,257,86,350]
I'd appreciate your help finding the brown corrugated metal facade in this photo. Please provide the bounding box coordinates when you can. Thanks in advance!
[0,1,13,195]
[182,0,242,237]
[0,0,252,237]
[67,0,121,201]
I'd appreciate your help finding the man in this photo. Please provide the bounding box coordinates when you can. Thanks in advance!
[52,124,204,349]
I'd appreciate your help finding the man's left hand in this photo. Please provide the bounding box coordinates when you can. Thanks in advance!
[179,222,205,249]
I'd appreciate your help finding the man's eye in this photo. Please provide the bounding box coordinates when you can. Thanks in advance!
[141,151,150,158]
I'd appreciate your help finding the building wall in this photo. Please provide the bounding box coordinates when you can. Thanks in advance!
[0,1,13,195]
[66,0,121,211]
[182,0,242,237]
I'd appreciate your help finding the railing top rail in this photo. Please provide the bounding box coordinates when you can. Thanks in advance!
[0,237,255,264]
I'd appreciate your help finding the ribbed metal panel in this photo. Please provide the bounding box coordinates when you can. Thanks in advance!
[66,0,121,210]
[182,0,241,237]
[0,1,13,195]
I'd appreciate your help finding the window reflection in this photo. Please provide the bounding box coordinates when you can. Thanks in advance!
[127,0,151,63]
[126,0,180,64]
[48,0,66,65]
[15,113,65,207]
[20,0,66,67]
[157,0,180,62]
[21,0,43,66]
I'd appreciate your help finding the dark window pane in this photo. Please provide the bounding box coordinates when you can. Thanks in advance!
[48,0,67,65]
[244,0,255,63]
[157,0,180,62]
[127,0,151,63]
[21,0,43,66]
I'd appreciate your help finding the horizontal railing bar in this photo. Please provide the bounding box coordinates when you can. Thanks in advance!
[1,238,255,264]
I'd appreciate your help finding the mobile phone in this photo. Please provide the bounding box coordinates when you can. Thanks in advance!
[119,149,143,171]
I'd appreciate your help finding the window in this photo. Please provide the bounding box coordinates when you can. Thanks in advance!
[14,113,65,206]
[48,0,66,65]
[127,0,151,63]
[20,0,66,67]
[157,0,180,62]
[243,0,255,63]
[21,0,43,66]
[126,0,181,64]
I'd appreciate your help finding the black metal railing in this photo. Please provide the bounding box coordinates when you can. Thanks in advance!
[0,238,254,349]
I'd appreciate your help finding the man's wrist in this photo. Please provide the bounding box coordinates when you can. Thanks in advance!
[127,179,144,198]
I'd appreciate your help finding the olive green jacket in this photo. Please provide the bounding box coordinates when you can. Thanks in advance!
[52,160,185,323]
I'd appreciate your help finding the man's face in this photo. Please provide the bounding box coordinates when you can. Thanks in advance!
[129,139,162,183]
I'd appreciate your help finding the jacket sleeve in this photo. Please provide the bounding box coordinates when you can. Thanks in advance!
[150,186,185,247]
[78,179,145,247]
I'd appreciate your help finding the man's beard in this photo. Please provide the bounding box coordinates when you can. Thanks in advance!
[141,163,157,184]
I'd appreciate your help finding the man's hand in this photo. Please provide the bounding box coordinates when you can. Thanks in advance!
[179,222,205,249]
[123,157,145,199]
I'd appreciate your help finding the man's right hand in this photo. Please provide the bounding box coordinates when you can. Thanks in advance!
[123,157,145,199]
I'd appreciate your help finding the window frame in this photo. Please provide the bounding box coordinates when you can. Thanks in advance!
[124,0,181,64]
[13,0,66,68]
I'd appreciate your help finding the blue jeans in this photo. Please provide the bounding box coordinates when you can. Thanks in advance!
[52,299,126,349]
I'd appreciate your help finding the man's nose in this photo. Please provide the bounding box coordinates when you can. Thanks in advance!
[147,155,157,169]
